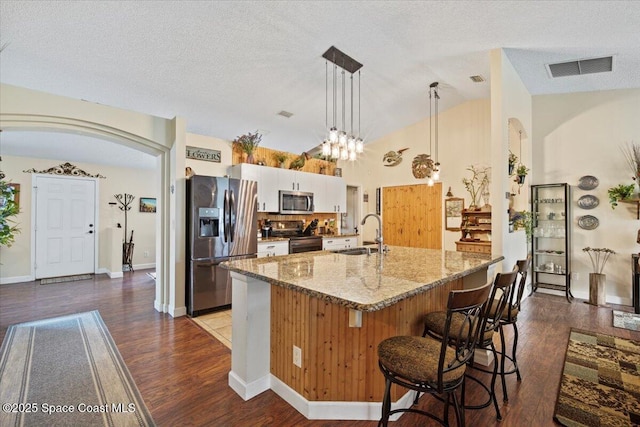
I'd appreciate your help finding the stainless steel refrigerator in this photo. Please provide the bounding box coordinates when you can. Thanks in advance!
[186,175,258,316]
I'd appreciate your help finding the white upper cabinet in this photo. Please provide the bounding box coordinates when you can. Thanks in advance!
[230,164,346,213]
[230,164,278,212]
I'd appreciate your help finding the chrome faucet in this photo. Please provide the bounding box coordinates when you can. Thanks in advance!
[361,213,384,254]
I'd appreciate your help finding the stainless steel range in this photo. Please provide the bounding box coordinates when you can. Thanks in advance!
[267,219,323,253]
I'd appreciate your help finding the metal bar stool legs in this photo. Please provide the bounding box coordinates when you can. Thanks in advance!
[499,321,521,402]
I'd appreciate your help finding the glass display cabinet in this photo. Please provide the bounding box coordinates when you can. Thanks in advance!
[531,183,572,302]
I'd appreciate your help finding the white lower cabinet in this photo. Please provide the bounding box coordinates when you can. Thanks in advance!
[322,236,356,251]
[257,240,289,258]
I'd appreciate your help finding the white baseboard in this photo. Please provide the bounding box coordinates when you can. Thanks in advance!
[269,374,411,421]
[535,288,633,307]
[133,263,155,271]
[170,306,187,317]
[0,275,34,285]
[228,370,271,401]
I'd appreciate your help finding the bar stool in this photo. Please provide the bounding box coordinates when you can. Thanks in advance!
[377,283,491,427]
[422,268,519,421]
[498,255,531,402]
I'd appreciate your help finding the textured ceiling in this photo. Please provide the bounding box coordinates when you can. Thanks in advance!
[1,1,639,168]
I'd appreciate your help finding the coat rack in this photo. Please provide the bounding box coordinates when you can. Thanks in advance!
[114,193,135,272]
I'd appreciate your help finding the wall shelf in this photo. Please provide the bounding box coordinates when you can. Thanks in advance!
[620,198,640,219]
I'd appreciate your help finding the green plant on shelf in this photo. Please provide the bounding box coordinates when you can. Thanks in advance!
[607,183,635,209]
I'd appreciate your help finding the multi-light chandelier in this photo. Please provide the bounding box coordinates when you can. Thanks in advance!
[321,46,364,161]
[426,81,442,186]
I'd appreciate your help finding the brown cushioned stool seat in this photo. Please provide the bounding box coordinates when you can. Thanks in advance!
[378,336,466,385]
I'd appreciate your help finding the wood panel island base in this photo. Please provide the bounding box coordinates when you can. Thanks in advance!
[222,247,503,421]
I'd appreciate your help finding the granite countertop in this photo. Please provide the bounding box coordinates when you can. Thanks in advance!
[321,233,359,238]
[221,246,503,312]
[258,237,290,243]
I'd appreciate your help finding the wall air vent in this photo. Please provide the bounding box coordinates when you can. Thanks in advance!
[547,56,614,78]
[277,110,293,118]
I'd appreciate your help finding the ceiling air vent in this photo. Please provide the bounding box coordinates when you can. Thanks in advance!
[547,56,614,78]
[277,110,293,118]
[469,75,485,83]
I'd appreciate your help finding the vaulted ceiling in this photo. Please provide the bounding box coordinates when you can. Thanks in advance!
[1,1,639,168]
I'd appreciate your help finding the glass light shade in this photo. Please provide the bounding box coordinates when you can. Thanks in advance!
[329,127,338,143]
[331,144,340,159]
[338,131,347,146]
[432,169,440,180]
[340,147,349,160]
[347,136,356,151]
[348,150,357,161]
[427,177,434,186]
[355,138,364,153]
[322,140,331,156]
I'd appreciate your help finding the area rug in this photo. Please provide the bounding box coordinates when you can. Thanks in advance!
[554,328,640,426]
[40,274,93,285]
[613,310,640,332]
[0,311,155,426]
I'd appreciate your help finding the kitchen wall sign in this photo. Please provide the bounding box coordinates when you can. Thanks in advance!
[186,146,221,163]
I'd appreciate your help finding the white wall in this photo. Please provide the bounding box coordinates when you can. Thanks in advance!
[0,155,158,282]
[490,49,533,275]
[340,98,492,248]
[532,88,640,304]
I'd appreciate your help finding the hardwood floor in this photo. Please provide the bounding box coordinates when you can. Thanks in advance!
[1,270,638,426]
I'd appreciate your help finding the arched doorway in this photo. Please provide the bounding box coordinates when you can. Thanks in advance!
[0,84,186,317]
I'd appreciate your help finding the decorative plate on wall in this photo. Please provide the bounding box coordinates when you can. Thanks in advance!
[577,215,599,230]
[578,175,599,190]
[577,194,599,209]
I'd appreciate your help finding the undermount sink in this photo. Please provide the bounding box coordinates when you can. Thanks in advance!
[331,247,379,255]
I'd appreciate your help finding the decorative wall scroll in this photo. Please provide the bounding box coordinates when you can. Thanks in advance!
[23,162,106,178]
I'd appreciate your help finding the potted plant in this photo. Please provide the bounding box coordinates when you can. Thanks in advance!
[462,165,490,210]
[512,210,533,245]
[515,164,529,185]
[508,151,518,176]
[0,180,20,247]
[607,183,635,209]
[583,247,616,306]
[233,131,262,164]
[272,151,288,168]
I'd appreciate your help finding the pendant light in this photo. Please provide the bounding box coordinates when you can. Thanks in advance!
[322,46,364,161]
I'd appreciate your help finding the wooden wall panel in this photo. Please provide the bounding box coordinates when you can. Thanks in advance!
[270,277,462,402]
[382,183,442,249]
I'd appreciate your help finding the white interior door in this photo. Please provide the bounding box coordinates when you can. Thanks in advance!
[35,176,96,279]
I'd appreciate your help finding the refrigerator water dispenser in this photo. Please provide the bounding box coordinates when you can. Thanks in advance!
[198,207,220,237]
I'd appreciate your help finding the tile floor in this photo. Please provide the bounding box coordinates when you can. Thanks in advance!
[191,309,232,350]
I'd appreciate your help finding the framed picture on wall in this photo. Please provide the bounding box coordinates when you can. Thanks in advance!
[139,197,156,213]
[445,198,464,231]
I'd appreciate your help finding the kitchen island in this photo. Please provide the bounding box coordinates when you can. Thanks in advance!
[221,246,503,420]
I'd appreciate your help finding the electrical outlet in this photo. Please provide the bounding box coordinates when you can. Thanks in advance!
[144,251,149,258]
[293,345,302,368]
[571,272,579,280]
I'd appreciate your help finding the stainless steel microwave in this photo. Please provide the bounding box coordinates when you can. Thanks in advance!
[279,190,314,214]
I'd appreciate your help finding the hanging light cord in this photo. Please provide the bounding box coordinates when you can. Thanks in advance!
[429,86,433,158]
[434,85,439,164]
[358,70,361,138]
[350,73,354,135]
[325,61,328,130]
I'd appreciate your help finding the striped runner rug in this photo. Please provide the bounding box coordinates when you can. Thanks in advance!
[0,311,155,426]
